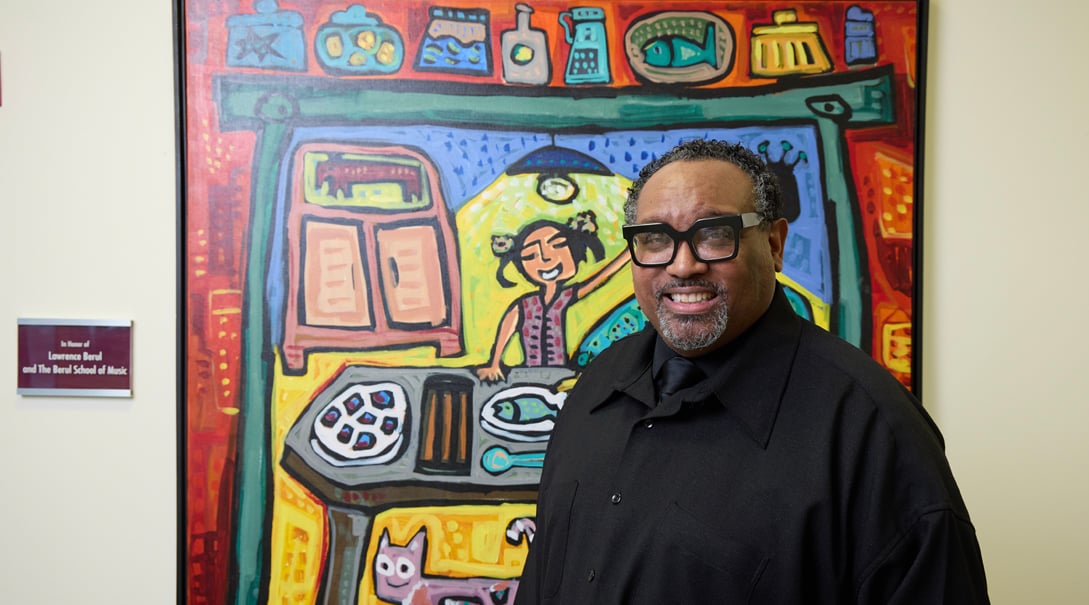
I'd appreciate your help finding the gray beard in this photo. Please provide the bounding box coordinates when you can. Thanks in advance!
[655,284,730,352]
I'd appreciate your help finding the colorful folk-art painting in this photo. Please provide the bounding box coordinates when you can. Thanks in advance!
[179,1,925,603]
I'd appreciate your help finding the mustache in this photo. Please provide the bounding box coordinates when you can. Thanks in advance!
[654,279,725,298]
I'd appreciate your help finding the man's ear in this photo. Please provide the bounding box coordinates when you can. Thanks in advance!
[768,218,789,273]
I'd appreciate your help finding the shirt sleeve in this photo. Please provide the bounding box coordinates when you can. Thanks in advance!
[856,507,990,604]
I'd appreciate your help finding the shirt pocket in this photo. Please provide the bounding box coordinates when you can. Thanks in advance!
[654,501,770,603]
[538,479,579,599]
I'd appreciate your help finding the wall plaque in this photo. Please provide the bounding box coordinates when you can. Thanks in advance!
[17,319,133,397]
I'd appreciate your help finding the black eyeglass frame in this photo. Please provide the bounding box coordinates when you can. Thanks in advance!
[621,212,764,267]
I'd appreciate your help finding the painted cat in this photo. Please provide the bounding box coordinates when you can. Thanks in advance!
[373,525,525,605]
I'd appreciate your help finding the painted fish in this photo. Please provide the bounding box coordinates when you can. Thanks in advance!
[480,386,566,442]
[493,396,557,424]
[641,22,718,69]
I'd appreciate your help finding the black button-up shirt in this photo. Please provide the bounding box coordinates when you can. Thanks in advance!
[515,287,988,604]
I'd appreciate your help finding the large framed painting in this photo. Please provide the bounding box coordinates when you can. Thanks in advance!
[177,1,926,603]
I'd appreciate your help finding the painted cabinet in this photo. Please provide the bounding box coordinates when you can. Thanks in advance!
[282,143,462,372]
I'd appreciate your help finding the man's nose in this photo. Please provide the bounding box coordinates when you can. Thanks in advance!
[667,240,708,277]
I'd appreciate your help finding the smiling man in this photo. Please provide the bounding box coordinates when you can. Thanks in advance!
[514,139,989,604]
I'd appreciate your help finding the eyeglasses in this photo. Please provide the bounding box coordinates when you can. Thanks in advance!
[621,213,763,267]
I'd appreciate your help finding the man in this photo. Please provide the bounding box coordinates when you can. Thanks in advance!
[514,139,988,604]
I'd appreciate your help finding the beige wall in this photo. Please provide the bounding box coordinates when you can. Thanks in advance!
[0,1,179,601]
[922,1,1089,602]
[1,0,1086,602]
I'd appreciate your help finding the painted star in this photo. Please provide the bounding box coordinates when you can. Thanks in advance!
[234,28,284,62]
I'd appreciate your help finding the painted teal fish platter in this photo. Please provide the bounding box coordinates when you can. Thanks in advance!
[624,11,735,85]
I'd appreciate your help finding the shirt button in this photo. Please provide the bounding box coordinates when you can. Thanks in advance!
[644,420,654,429]
[610,491,622,504]
[587,569,596,582]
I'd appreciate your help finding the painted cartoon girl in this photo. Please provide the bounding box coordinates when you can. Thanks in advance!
[476,211,629,382]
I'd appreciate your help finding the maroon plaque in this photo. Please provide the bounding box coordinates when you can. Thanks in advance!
[17,319,133,397]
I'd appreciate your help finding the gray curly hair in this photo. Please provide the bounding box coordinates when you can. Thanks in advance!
[624,139,783,226]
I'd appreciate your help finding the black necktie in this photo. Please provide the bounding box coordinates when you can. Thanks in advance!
[656,356,704,399]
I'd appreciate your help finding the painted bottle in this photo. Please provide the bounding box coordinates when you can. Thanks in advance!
[501,3,550,85]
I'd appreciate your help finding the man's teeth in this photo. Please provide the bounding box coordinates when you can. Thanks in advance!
[670,292,712,303]
[540,268,561,280]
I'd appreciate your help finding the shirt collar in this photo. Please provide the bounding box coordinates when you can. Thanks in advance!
[591,285,802,449]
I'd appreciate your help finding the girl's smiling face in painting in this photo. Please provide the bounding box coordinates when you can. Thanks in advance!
[520,225,577,284]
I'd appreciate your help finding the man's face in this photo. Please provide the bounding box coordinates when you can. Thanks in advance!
[630,159,787,356]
